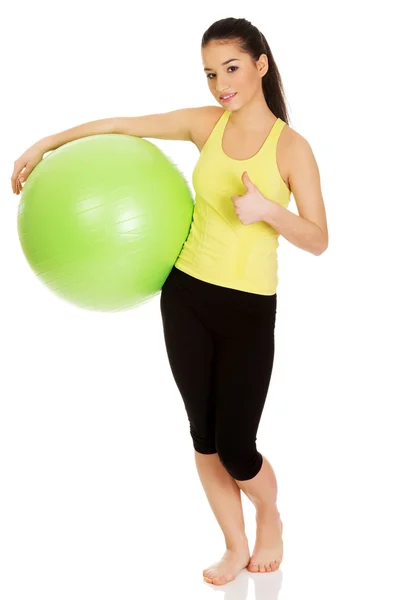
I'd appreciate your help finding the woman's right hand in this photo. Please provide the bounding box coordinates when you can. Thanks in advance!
[11,143,46,195]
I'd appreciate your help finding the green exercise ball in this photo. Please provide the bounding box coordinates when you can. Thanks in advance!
[17,134,194,312]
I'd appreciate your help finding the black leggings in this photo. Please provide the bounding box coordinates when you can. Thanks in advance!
[160,266,277,481]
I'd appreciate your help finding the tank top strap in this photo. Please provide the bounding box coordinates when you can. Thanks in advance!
[209,110,230,147]
[267,118,287,147]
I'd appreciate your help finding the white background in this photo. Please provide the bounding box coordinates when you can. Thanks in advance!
[1,1,399,598]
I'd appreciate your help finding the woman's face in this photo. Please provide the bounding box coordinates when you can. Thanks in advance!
[202,40,268,110]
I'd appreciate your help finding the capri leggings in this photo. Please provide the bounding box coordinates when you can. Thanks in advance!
[160,265,277,481]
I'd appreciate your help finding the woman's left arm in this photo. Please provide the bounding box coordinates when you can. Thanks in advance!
[262,135,329,256]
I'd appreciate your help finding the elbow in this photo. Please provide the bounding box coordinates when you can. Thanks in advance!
[314,238,328,256]
[314,227,328,256]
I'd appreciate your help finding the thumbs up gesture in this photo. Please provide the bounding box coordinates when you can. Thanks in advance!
[231,171,271,226]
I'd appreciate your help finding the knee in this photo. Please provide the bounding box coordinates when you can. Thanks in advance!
[190,427,217,454]
[217,447,263,481]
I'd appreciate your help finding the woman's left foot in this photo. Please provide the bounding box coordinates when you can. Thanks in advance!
[247,509,283,573]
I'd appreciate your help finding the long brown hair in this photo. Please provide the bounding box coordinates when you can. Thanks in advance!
[201,17,291,125]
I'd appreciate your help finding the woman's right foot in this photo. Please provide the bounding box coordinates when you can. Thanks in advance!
[203,545,251,585]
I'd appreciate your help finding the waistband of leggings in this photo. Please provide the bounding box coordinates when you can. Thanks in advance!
[168,266,276,303]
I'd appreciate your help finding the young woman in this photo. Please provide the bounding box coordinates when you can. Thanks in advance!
[11,17,328,586]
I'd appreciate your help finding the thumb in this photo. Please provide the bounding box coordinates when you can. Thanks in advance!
[242,171,253,188]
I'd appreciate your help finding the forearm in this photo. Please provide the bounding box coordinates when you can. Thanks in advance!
[262,201,326,256]
[37,117,119,153]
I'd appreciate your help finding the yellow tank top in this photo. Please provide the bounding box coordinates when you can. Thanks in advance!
[174,110,292,295]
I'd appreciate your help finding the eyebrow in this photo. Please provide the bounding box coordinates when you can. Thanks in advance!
[203,58,240,72]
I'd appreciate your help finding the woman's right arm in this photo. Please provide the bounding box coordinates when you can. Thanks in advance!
[11,107,205,195]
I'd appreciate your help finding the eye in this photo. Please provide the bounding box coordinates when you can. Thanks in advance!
[206,66,238,80]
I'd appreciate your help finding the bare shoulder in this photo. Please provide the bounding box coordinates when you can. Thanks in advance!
[283,124,315,157]
[279,121,303,150]
[285,127,320,175]
[276,122,296,191]
[189,106,225,151]
[277,123,315,191]
[281,125,323,201]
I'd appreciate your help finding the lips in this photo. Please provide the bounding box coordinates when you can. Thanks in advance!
[220,92,237,100]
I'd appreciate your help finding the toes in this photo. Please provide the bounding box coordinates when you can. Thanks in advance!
[204,574,231,586]
[214,575,229,585]
[247,560,281,573]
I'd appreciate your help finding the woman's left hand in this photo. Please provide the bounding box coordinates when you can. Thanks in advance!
[231,171,273,226]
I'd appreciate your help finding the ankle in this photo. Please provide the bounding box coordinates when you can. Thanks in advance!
[225,535,249,552]
[256,504,280,522]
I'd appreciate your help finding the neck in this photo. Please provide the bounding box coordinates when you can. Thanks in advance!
[228,95,276,131]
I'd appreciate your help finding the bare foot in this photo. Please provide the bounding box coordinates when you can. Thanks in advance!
[203,545,251,585]
[247,510,283,573]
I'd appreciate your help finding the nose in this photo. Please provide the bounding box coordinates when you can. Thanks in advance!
[213,77,231,93]
[216,83,231,93]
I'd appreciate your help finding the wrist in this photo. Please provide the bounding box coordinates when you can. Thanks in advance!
[261,197,277,222]
[35,136,54,155]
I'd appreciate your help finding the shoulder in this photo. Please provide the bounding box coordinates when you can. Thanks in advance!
[282,124,316,161]
[281,125,319,177]
[281,126,323,217]
[189,106,225,151]
[275,121,319,193]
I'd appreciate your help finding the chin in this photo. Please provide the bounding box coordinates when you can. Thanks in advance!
[218,102,240,112]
